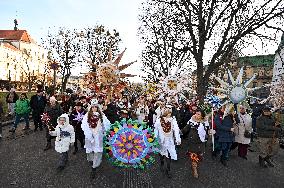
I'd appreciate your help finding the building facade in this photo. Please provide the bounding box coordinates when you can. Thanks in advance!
[0,29,51,90]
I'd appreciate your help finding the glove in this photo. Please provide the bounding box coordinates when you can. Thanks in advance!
[209,129,216,135]
[176,141,181,145]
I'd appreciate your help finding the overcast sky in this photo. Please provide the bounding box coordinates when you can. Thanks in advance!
[0,0,282,83]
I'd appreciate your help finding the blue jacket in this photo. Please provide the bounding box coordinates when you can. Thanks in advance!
[215,115,235,143]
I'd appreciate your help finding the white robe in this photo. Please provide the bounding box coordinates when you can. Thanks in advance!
[81,114,111,153]
[50,114,75,153]
[154,117,181,160]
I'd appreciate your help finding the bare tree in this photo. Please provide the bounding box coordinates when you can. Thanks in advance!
[41,28,83,92]
[79,25,121,73]
[138,0,193,82]
[21,49,37,92]
[139,0,284,96]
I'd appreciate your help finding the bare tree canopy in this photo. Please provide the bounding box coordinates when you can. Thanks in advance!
[41,25,121,92]
[79,25,121,73]
[138,1,193,82]
[41,28,82,92]
[139,0,284,96]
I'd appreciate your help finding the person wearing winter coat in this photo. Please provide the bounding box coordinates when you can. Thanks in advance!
[61,94,75,114]
[136,97,149,124]
[104,100,119,124]
[154,106,181,178]
[81,99,111,179]
[49,114,75,171]
[182,109,209,178]
[231,105,252,159]
[69,102,87,154]
[0,102,3,138]
[9,93,31,132]
[43,96,63,151]
[256,106,281,168]
[6,88,18,116]
[30,90,47,131]
[213,105,236,166]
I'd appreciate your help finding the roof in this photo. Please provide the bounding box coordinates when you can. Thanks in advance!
[2,42,20,52]
[238,54,274,67]
[0,30,35,43]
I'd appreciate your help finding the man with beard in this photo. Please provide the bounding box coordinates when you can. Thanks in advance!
[256,106,282,168]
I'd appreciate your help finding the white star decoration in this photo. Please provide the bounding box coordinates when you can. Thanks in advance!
[210,67,261,107]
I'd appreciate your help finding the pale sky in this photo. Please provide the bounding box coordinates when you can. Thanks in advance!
[0,0,282,83]
[0,0,144,82]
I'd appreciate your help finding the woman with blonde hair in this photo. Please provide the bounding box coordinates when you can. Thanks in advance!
[154,105,181,178]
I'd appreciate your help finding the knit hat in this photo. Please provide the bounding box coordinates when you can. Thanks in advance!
[49,96,57,102]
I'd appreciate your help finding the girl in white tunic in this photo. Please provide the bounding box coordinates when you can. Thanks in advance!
[81,99,111,179]
[49,113,75,171]
[154,107,181,178]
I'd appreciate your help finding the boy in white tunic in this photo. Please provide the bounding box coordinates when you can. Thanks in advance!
[49,113,75,171]
[154,106,181,178]
[81,99,111,179]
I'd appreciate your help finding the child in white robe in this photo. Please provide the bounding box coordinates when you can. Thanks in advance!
[81,99,111,179]
[154,106,181,178]
[49,113,75,171]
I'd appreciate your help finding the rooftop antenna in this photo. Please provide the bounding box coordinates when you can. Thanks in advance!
[14,11,18,30]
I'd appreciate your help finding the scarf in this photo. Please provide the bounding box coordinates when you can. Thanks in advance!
[88,112,100,128]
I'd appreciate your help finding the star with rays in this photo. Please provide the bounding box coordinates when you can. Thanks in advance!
[84,48,136,95]
[210,67,261,107]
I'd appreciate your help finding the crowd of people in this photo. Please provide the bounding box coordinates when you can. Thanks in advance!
[0,87,283,180]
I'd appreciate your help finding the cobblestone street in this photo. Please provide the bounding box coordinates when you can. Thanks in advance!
[1,122,284,188]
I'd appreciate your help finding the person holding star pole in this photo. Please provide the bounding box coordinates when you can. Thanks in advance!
[205,95,222,152]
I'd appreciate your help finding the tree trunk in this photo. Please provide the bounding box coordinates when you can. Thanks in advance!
[28,73,31,92]
[61,74,70,93]
[196,59,207,101]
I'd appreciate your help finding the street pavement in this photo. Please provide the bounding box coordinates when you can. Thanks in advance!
[0,121,284,188]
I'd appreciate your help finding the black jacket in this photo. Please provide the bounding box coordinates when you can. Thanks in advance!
[70,109,86,132]
[44,103,63,128]
[30,95,47,114]
[256,115,281,138]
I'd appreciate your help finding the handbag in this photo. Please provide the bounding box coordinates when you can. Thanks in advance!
[244,130,251,138]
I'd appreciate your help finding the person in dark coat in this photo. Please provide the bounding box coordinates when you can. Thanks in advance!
[104,100,119,124]
[182,109,209,178]
[147,100,156,127]
[251,101,264,133]
[61,94,75,114]
[0,102,3,138]
[30,90,47,131]
[70,102,86,154]
[43,96,63,151]
[179,102,192,131]
[256,107,281,168]
[213,105,236,166]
